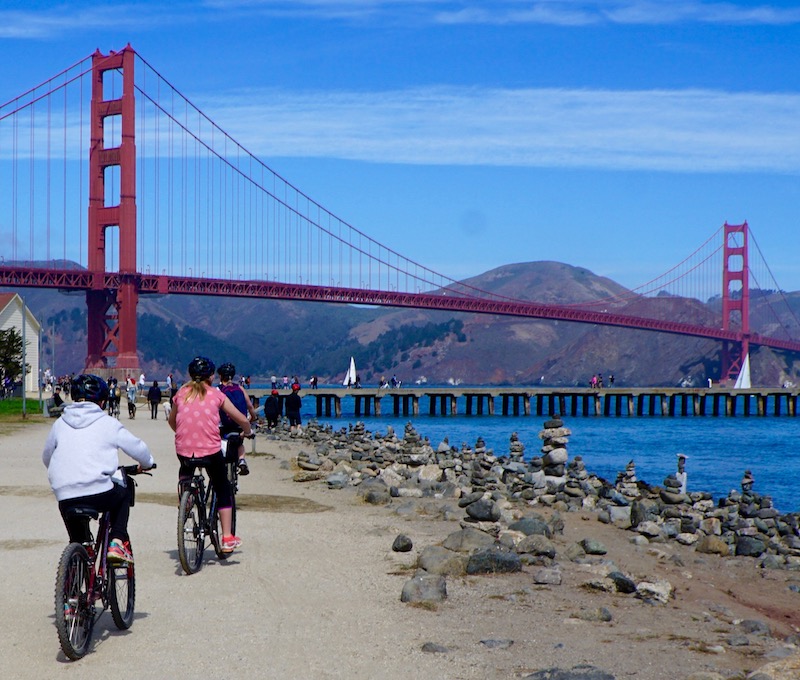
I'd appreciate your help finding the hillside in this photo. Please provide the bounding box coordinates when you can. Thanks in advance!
[8,261,800,386]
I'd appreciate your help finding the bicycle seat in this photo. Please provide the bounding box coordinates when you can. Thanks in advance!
[64,506,100,520]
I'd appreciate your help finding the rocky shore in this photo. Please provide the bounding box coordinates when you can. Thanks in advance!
[276,415,800,680]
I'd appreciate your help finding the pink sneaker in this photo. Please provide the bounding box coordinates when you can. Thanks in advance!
[107,539,134,564]
[221,535,242,553]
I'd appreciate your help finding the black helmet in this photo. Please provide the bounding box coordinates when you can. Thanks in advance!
[70,374,110,405]
[218,362,236,380]
[188,356,215,381]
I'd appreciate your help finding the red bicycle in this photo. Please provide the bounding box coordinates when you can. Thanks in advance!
[53,464,155,660]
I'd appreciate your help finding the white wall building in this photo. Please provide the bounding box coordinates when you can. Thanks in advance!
[0,293,42,393]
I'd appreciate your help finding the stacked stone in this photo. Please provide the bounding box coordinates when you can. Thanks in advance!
[563,455,589,499]
[537,415,571,491]
[615,460,640,502]
[508,432,525,461]
[280,416,800,569]
[660,474,688,504]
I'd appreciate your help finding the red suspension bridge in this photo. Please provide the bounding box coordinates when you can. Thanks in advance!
[1,46,800,383]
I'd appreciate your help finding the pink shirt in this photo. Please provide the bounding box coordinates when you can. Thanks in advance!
[173,384,226,458]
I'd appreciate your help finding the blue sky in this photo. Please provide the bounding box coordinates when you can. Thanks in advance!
[2,0,800,291]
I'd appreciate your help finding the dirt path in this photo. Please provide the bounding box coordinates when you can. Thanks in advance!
[3,414,800,679]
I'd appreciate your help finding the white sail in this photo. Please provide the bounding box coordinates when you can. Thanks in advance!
[343,356,357,387]
[734,353,751,389]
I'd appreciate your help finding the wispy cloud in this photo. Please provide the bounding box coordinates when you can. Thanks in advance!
[0,3,194,39]
[4,0,799,38]
[205,0,800,26]
[201,86,800,173]
[435,1,800,26]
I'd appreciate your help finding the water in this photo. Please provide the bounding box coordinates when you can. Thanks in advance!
[291,399,800,513]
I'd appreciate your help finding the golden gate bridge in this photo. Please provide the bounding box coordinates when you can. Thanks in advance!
[1,46,800,383]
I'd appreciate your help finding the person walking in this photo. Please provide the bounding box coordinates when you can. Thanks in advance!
[286,382,302,436]
[147,381,162,420]
[264,389,281,430]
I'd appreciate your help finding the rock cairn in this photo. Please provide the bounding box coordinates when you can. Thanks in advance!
[277,416,800,569]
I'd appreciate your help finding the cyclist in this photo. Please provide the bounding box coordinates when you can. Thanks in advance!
[168,356,253,554]
[42,374,156,564]
[216,362,258,476]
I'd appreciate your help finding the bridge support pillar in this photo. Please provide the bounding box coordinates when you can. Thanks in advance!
[85,47,139,379]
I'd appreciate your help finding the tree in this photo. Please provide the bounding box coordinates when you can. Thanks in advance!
[0,327,25,383]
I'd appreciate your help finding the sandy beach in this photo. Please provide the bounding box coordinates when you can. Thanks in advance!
[3,411,800,679]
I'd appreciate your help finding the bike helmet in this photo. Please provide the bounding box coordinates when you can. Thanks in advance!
[218,362,236,380]
[271,389,279,396]
[70,374,110,404]
[188,356,216,381]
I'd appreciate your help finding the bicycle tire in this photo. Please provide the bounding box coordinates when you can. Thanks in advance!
[177,489,204,574]
[206,492,229,561]
[108,554,136,629]
[54,543,94,660]
[227,460,238,536]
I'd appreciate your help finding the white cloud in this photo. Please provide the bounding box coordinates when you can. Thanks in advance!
[200,86,800,173]
[4,1,798,38]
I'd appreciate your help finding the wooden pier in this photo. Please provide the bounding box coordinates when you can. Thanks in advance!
[249,387,800,418]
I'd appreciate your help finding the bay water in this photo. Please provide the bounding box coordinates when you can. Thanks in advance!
[292,396,800,513]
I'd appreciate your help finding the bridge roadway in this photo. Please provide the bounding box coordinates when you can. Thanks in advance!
[248,386,800,419]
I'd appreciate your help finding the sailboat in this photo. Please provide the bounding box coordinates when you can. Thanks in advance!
[342,356,357,388]
[733,353,751,389]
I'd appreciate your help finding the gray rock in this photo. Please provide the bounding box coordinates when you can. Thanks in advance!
[392,534,413,552]
[524,664,616,679]
[516,534,557,559]
[418,546,468,576]
[480,638,514,649]
[465,497,501,522]
[736,535,766,557]
[441,526,496,553]
[580,538,607,555]
[466,548,522,575]
[421,642,449,653]
[509,516,552,537]
[532,566,562,585]
[607,571,636,594]
[400,573,447,603]
[325,471,350,489]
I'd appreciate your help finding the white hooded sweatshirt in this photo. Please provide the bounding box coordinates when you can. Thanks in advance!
[42,401,155,501]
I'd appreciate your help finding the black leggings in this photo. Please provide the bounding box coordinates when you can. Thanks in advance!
[59,484,131,543]
[177,450,232,509]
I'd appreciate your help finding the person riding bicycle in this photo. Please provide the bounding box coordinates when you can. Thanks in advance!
[216,362,257,476]
[42,374,156,564]
[168,356,252,554]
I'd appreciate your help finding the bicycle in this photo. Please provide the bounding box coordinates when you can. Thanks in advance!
[53,464,155,660]
[177,433,253,574]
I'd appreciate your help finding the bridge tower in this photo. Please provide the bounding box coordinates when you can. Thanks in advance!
[85,46,140,380]
[720,221,750,384]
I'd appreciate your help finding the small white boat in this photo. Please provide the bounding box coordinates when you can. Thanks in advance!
[734,353,751,389]
[343,356,357,387]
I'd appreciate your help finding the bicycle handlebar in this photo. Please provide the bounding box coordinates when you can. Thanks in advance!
[120,463,157,476]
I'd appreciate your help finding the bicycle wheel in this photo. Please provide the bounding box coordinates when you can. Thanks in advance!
[108,553,136,629]
[54,543,94,660]
[177,489,204,574]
